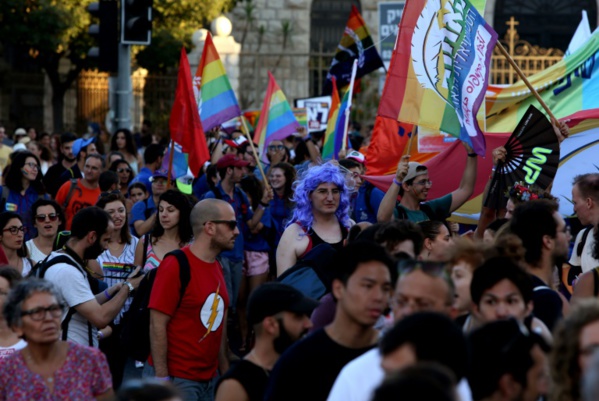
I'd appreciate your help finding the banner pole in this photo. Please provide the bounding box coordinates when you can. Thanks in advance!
[341,59,359,154]
[240,117,271,190]
[496,41,557,122]
[166,139,175,189]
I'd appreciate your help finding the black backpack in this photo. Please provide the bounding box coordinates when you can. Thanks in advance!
[29,252,99,346]
[119,249,191,361]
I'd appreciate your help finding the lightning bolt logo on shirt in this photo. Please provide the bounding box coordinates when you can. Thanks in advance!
[199,284,224,342]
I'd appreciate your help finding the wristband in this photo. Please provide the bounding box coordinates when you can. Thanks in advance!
[467,153,477,157]
[155,376,171,381]
[393,178,402,187]
[98,330,104,340]
[103,289,113,300]
[260,201,270,208]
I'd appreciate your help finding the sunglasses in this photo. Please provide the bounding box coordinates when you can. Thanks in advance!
[117,168,132,173]
[205,220,237,230]
[268,145,285,151]
[35,213,59,223]
[3,226,26,235]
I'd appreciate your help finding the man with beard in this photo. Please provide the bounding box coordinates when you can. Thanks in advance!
[510,200,571,331]
[43,132,77,198]
[58,137,97,182]
[215,283,318,401]
[55,154,103,229]
[377,143,477,223]
[43,206,143,347]
[148,199,235,400]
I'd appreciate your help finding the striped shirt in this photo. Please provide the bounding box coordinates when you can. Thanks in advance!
[98,236,139,325]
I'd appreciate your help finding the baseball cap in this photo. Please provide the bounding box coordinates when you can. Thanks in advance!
[247,282,319,325]
[224,136,248,148]
[151,169,169,180]
[176,174,193,194]
[346,150,365,164]
[216,154,250,169]
[72,137,96,157]
[14,128,27,137]
[404,161,428,182]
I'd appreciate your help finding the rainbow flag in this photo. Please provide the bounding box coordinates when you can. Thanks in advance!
[322,77,342,159]
[254,72,300,163]
[293,108,308,131]
[378,0,497,156]
[486,31,599,133]
[194,31,241,132]
[324,5,383,94]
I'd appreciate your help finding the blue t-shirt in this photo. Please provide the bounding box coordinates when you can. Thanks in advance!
[242,207,271,252]
[351,183,385,224]
[192,174,210,201]
[2,187,48,241]
[269,193,293,247]
[130,196,156,237]
[203,184,253,262]
[129,167,152,195]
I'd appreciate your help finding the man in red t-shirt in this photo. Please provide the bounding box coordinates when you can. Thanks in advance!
[55,154,103,229]
[149,198,237,400]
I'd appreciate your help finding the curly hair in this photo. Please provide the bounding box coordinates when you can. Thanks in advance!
[111,128,137,156]
[550,299,599,401]
[270,162,296,205]
[4,151,45,194]
[287,162,352,231]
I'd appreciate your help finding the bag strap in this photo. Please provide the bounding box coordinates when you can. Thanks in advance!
[0,186,9,211]
[62,179,80,210]
[593,267,599,297]
[164,250,191,309]
[141,234,150,268]
[577,226,594,258]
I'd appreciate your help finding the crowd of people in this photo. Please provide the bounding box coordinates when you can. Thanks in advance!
[0,120,598,401]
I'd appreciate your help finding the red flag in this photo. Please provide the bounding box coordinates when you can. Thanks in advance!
[170,47,209,177]
[365,115,415,175]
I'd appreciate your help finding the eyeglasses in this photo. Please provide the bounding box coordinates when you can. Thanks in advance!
[413,179,433,187]
[21,304,65,321]
[24,162,40,170]
[2,226,26,235]
[205,220,238,230]
[268,145,285,151]
[35,213,59,223]
[117,168,131,173]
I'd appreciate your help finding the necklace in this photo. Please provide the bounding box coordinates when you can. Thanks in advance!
[246,351,271,377]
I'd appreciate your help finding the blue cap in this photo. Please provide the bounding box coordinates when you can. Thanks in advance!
[72,137,95,157]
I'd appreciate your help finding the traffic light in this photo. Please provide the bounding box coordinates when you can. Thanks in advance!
[87,0,119,72]
[121,0,153,45]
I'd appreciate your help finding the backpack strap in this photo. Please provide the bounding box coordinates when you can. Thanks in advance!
[164,250,191,309]
[143,198,152,219]
[141,234,150,268]
[593,267,599,297]
[0,186,9,211]
[577,226,594,258]
[62,179,81,210]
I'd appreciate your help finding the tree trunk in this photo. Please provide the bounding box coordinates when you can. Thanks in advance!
[42,53,83,133]
[52,89,65,133]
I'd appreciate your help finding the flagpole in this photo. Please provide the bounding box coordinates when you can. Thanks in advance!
[166,139,175,189]
[495,41,557,122]
[240,117,271,190]
[341,59,359,152]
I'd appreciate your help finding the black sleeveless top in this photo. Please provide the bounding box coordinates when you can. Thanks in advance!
[216,360,270,401]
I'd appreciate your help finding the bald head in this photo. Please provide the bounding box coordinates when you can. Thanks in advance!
[191,198,234,235]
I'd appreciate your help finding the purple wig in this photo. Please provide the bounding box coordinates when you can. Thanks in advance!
[287,162,352,231]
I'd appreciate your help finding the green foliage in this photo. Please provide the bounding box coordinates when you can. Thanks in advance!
[135,30,189,73]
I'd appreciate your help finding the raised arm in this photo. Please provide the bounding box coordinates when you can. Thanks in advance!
[377,155,409,222]
[449,143,478,213]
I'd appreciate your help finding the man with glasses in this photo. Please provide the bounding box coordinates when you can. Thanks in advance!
[204,154,272,313]
[377,144,477,223]
[148,199,236,400]
[339,154,384,224]
[328,259,457,401]
[55,154,103,229]
[131,169,169,237]
[26,199,63,263]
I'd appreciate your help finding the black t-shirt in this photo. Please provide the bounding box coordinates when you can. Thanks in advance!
[216,360,269,401]
[264,328,375,401]
[530,275,563,332]
[43,163,68,198]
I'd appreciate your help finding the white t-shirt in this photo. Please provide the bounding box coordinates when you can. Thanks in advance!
[0,339,27,359]
[43,251,98,347]
[569,227,599,273]
[21,258,32,277]
[26,240,48,264]
[327,348,472,401]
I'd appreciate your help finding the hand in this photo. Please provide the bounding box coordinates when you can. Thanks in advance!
[492,146,507,166]
[462,141,474,154]
[261,187,274,204]
[551,118,570,143]
[126,265,144,290]
[338,148,347,159]
[396,155,410,181]
[296,126,308,139]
